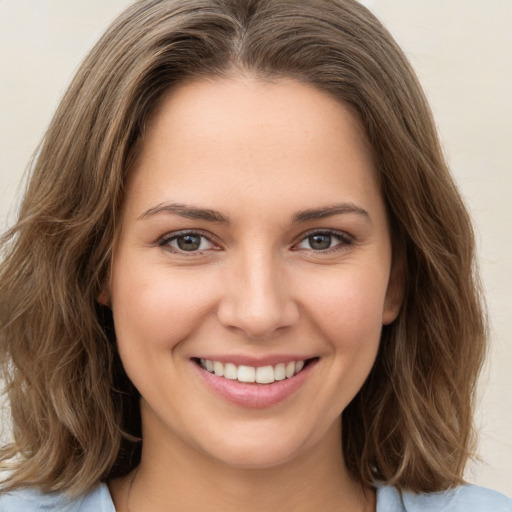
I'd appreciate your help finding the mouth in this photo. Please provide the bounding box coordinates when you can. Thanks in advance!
[193,357,317,384]
[192,356,318,408]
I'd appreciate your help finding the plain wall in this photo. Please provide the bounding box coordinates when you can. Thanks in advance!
[1,0,511,496]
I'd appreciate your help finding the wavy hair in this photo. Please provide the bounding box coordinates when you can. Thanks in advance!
[0,0,485,495]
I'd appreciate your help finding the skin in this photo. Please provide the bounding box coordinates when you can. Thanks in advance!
[105,76,402,512]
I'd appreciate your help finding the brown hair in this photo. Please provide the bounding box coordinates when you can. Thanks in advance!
[0,0,485,495]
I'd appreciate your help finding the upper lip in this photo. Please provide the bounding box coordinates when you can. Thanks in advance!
[192,354,316,367]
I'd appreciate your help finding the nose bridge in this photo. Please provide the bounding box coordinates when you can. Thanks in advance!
[217,244,298,338]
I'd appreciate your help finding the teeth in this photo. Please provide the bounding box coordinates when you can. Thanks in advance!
[224,363,238,380]
[256,365,275,384]
[274,363,286,381]
[237,365,256,383]
[199,359,307,384]
[213,361,224,377]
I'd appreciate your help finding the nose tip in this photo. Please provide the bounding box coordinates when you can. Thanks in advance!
[216,264,299,339]
[218,298,299,339]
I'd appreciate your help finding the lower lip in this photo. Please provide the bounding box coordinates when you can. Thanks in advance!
[194,360,317,409]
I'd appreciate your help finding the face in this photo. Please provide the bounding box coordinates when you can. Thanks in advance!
[105,77,401,470]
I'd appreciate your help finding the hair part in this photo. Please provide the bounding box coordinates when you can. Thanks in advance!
[0,0,486,495]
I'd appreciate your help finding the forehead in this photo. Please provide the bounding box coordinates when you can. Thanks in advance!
[126,76,381,217]
[144,76,372,162]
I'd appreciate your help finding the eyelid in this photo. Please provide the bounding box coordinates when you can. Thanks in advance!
[292,229,354,252]
[158,229,221,254]
[156,228,353,255]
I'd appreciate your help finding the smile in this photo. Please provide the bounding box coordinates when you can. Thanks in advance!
[193,357,318,408]
[198,358,306,384]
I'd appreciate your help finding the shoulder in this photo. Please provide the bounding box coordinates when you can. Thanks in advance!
[0,483,115,512]
[377,484,512,512]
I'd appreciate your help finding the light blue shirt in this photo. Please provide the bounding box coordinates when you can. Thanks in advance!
[1,482,511,511]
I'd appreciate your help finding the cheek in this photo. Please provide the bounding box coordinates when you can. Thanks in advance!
[304,265,390,340]
[293,268,387,418]
[110,263,218,353]
[298,262,389,396]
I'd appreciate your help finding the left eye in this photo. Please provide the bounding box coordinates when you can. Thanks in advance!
[160,233,214,252]
[296,232,351,251]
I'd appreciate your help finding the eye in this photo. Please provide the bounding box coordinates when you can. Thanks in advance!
[159,231,216,253]
[295,231,352,252]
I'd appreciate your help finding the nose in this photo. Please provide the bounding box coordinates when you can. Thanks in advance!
[217,250,299,339]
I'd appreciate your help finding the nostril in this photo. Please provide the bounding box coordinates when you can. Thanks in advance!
[217,306,300,340]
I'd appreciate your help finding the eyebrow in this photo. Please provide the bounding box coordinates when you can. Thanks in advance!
[138,201,370,224]
[292,203,371,223]
[138,203,229,223]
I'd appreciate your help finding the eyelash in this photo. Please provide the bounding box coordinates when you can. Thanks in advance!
[157,229,353,255]
[293,230,353,253]
[158,230,218,255]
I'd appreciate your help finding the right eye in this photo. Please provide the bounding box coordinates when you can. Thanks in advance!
[159,231,216,253]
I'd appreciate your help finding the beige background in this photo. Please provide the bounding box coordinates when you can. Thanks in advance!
[1,0,510,496]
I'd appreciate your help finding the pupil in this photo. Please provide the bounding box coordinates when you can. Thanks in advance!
[309,233,331,250]
[177,234,201,251]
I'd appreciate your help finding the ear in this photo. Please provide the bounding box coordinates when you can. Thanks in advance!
[97,279,111,308]
[382,251,404,325]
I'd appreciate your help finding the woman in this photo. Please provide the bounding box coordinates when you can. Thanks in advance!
[0,0,510,510]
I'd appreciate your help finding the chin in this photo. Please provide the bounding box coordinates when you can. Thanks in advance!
[203,439,307,470]
[191,416,338,471]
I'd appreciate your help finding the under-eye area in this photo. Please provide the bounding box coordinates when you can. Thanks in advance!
[193,357,319,384]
